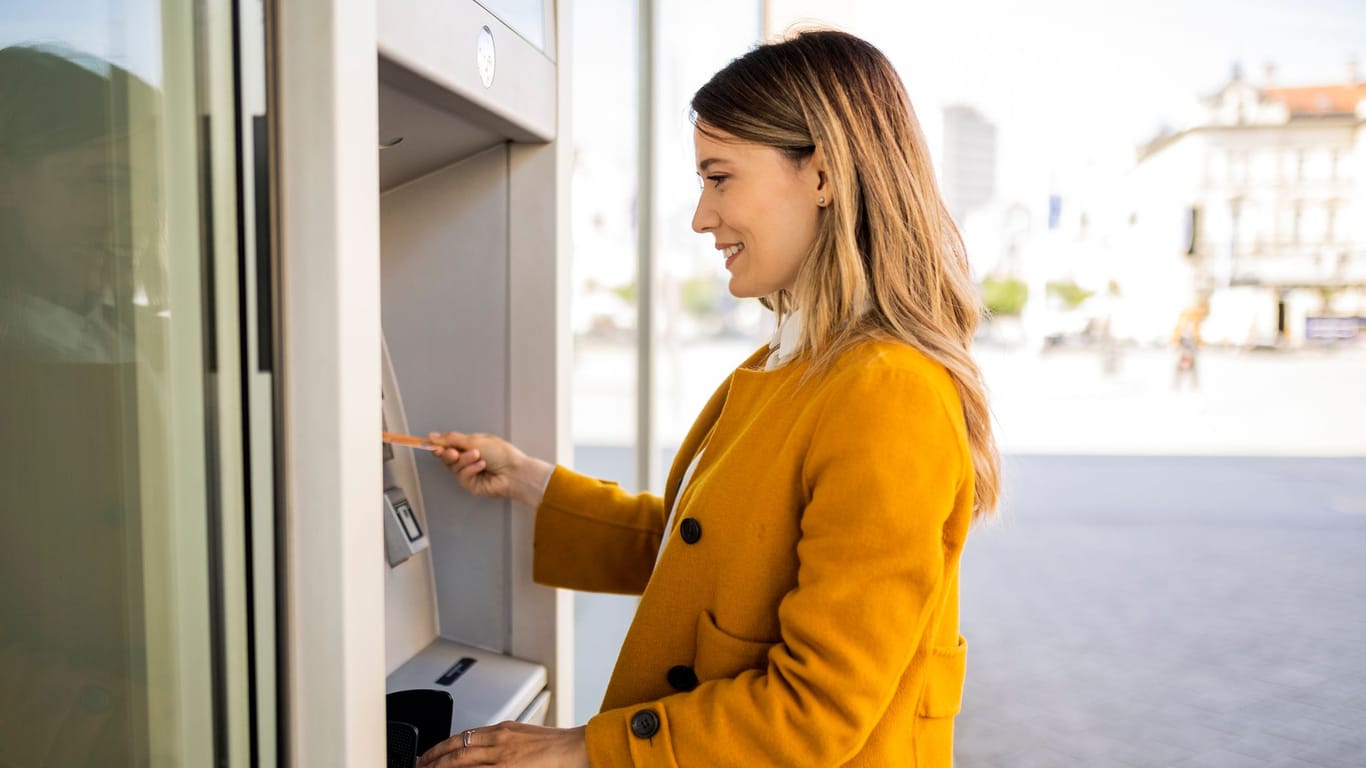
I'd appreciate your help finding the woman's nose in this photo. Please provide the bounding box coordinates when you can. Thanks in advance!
[691,195,717,234]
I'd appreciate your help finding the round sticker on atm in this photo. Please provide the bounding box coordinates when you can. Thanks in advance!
[477,26,495,88]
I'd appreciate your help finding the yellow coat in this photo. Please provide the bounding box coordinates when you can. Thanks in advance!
[534,340,974,767]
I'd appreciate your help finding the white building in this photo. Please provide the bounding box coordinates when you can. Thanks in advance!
[942,105,998,224]
[1128,64,1366,346]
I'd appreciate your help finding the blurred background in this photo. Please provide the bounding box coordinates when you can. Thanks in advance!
[569,1,1366,765]
[5,0,1357,764]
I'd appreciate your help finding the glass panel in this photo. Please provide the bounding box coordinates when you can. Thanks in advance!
[478,0,546,51]
[652,0,765,479]
[0,3,217,766]
[569,0,639,724]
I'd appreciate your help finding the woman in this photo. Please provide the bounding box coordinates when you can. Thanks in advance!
[419,29,999,768]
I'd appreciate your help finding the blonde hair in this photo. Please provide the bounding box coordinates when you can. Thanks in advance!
[691,29,1000,519]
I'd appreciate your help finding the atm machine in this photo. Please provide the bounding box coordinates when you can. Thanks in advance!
[275,1,572,765]
[375,0,566,758]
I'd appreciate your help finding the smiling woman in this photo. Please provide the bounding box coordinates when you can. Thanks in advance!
[422,29,998,768]
[691,129,826,298]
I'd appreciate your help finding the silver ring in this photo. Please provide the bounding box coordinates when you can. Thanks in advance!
[462,729,474,748]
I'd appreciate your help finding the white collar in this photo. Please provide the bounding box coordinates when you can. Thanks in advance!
[764,290,873,371]
[765,307,804,371]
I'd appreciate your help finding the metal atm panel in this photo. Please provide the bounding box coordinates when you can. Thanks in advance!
[381,144,512,655]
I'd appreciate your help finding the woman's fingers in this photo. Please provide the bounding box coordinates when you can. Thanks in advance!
[429,434,484,467]
[419,723,587,768]
[458,459,488,485]
[419,743,496,767]
[429,431,473,451]
[450,449,481,473]
[429,434,460,463]
[418,726,504,767]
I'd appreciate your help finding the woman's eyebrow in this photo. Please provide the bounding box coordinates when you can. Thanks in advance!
[697,157,729,172]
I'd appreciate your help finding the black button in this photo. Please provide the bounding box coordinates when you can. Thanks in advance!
[679,518,702,544]
[667,665,698,691]
[630,709,660,739]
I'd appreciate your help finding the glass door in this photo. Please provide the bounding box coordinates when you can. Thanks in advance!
[0,1,276,765]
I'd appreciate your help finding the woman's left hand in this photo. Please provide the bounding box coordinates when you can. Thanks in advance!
[417,722,589,768]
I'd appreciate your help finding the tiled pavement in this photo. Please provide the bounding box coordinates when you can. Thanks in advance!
[957,456,1366,768]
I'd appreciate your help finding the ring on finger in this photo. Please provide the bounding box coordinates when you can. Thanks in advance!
[462,729,475,748]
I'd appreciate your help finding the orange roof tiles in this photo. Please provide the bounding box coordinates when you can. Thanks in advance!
[1262,83,1366,116]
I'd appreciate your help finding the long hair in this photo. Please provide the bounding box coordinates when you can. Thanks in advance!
[691,29,1000,520]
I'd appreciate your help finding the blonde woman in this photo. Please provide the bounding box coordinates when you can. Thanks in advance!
[420,29,999,768]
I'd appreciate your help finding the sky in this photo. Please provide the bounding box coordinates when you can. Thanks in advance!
[767,0,1366,204]
[9,0,1364,288]
[568,0,1366,289]
[11,0,1364,200]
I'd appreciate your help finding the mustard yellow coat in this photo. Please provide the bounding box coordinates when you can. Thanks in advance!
[534,341,974,767]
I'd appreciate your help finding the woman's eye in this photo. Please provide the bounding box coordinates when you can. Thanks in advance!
[706,175,728,188]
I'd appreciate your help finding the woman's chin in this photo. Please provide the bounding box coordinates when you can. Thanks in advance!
[726,276,762,300]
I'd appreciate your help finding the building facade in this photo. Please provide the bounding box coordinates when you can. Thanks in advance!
[942,105,998,224]
[1130,65,1366,345]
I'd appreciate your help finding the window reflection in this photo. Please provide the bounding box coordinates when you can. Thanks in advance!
[0,31,210,768]
[568,0,641,726]
[652,0,765,461]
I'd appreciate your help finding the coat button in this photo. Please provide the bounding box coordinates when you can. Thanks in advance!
[630,709,660,739]
[667,665,699,692]
[679,518,702,544]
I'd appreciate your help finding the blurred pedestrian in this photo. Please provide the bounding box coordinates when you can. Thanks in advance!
[1172,316,1201,391]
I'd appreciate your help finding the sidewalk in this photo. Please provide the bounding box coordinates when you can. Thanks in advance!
[957,455,1366,767]
[980,343,1366,456]
[572,338,1366,457]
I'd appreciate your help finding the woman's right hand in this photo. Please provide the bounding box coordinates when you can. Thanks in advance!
[428,431,554,508]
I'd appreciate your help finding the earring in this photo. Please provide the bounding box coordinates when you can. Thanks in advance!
[818,196,826,206]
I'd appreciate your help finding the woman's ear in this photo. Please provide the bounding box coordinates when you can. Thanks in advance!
[810,143,830,193]
[808,143,832,207]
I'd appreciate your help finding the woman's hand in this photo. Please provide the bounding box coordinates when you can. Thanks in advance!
[417,722,588,768]
[428,431,555,508]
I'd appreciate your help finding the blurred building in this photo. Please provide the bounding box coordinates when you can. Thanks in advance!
[1128,62,1366,345]
[942,105,998,223]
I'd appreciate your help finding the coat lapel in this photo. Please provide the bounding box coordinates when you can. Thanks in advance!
[662,345,769,515]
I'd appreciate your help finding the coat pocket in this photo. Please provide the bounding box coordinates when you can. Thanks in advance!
[693,610,775,682]
[917,635,968,718]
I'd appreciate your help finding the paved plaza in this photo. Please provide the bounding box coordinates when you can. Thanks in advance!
[957,455,1366,768]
